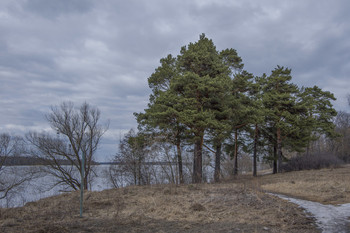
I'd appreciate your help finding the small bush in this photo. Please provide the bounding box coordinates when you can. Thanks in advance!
[282,153,343,172]
[190,203,206,211]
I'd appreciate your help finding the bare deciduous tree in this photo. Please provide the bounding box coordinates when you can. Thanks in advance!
[109,129,189,187]
[114,129,150,186]
[27,102,108,190]
[330,111,350,161]
[0,133,32,199]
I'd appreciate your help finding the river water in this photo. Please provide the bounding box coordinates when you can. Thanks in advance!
[0,165,113,208]
[270,193,350,233]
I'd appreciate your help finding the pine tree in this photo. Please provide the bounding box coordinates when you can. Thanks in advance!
[137,34,243,183]
[261,66,303,173]
[135,54,186,183]
[298,86,337,155]
[249,75,268,176]
[229,71,255,175]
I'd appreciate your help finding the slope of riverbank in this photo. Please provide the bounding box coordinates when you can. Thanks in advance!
[259,165,350,205]
[2,165,349,232]
[0,183,317,232]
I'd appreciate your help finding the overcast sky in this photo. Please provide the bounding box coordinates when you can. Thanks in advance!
[1,0,350,161]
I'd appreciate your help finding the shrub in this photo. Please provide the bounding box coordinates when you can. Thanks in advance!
[282,153,343,172]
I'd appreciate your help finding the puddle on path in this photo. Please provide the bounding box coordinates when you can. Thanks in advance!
[269,193,350,233]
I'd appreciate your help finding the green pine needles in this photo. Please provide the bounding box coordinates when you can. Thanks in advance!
[135,34,337,183]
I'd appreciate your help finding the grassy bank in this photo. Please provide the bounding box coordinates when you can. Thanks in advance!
[258,165,350,205]
[3,165,349,232]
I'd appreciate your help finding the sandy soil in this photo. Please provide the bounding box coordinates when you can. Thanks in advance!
[3,166,348,232]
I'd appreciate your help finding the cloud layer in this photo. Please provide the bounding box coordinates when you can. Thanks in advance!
[1,0,350,160]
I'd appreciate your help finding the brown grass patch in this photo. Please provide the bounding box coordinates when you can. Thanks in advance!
[0,182,319,232]
[4,165,348,232]
[258,165,350,204]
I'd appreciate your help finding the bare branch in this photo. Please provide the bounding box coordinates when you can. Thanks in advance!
[27,102,108,191]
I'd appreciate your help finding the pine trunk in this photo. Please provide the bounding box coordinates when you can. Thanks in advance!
[273,144,277,174]
[214,143,222,182]
[253,124,258,177]
[277,127,283,173]
[193,136,203,183]
[176,141,184,184]
[233,129,238,176]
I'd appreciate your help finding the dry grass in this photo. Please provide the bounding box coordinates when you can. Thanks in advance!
[258,165,350,204]
[0,181,318,232]
[3,165,347,232]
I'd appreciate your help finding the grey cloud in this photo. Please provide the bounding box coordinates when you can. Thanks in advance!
[24,0,93,19]
[1,0,350,160]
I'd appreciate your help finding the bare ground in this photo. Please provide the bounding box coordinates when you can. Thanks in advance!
[4,166,349,232]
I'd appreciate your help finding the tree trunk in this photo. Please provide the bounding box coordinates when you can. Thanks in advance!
[273,144,277,174]
[306,138,310,156]
[84,174,88,190]
[82,152,88,190]
[193,136,203,183]
[133,161,137,185]
[253,124,258,177]
[214,143,222,182]
[192,149,196,183]
[277,127,283,173]
[176,141,184,184]
[233,129,238,176]
[137,153,142,185]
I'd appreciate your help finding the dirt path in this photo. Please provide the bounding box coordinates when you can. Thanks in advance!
[270,193,350,233]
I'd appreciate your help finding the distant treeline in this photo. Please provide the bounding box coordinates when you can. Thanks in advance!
[98,161,187,166]
[0,156,99,166]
